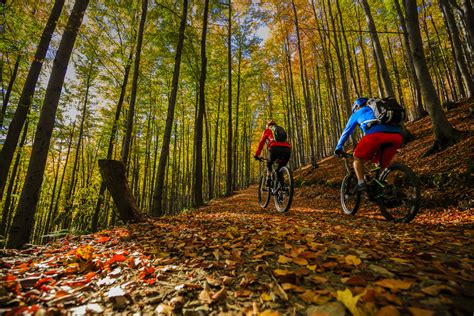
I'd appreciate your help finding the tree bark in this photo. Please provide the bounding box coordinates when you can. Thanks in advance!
[0,0,64,200]
[403,0,459,156]
[439,0,474,98]
[394,0,425,119]
[98,159,142,223]
[121,0,147,164]
[193,0,210,207]
[359,0,394,97]
[292,0,317,168]
[152,0,188,216]
[7,0,89,249]
[226,0,233,196]
[0,54,20,129]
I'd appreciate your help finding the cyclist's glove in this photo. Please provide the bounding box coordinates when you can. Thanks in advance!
[334,148,345,157]
[254,155,260,161]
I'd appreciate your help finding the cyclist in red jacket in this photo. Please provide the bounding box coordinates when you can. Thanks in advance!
[254,120,292,187]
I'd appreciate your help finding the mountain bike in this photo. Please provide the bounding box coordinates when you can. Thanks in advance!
[339,150,420,223]
[256,157,294,213]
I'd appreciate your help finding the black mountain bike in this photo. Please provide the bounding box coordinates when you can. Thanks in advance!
[257,157,294,213]
[339,150,420,223]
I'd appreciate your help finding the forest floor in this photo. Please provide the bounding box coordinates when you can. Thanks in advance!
[1,100,473,315]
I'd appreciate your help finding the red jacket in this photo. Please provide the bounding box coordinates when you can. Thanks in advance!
[255,127,291,156]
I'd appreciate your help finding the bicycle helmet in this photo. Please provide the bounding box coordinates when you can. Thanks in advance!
[266,119,276,127]
[352,97,369,113]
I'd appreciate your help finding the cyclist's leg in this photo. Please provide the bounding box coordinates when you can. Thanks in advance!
[379,133,403,169]
[276,147,291,184]
[266,150,276,186]
[353,134,380,181]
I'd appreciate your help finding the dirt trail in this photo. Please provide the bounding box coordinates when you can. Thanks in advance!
[3,184,472,315]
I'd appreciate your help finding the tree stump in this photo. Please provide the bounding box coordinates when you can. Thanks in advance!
[98,159,142,223]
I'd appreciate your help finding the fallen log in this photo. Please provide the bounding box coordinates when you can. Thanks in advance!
[98,159,142,223]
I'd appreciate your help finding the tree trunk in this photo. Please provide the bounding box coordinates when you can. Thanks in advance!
[292,0,317,168]
[359,0,394,97]
[0,54,20,129]
[403,0,459,156]
[394,0,425,119]
[98,159,142,223]
[193,0,210,207]
[152,0,188,216]
[0,0,64,200]
[439,0,474,98]
[7,0,89,249]
[121,0,147,164]
[0,120,28,237]
[226,0,233,196]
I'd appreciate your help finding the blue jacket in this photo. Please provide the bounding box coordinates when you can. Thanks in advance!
[335,106,401,151]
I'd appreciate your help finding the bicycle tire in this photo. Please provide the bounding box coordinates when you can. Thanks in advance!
[258,175,271,208]
[378,163,420,223]
[273,166,294,213]
[340,172,361,215]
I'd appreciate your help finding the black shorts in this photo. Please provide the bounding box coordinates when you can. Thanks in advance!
[267,146,291,171]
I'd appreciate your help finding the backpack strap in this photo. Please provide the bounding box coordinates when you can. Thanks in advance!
[361,118,380,128]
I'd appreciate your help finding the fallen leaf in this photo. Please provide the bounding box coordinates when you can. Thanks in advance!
[376,305,400,316]
[375,279,414,291]
[234,289,252,297]
[336,288,366,316]
[293,257,308,266]
[345,255,361,266]
[212,287,226,301]
[278,255,292,264]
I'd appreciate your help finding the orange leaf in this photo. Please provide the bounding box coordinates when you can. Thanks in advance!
[375,279,414,291]
[95,236,111,243]
[105,254,127,267]
[278,255,292,264]
[293,257,308,266]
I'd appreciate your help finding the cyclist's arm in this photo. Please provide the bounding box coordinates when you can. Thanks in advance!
[255,129,270,156]
[335,114,358,151]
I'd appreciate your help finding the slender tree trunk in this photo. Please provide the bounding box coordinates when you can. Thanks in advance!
[394,0,425,119]
[0,120,28,236]
[0,54,20,129]
[7,0,89,249]
[439,0,474,98]
[226,0,233,196]
[292,0,317,168]
[152,0,188,216]
[403,0,459,156]
[121,0,147,164]
[193,0,210,207]
[0,0,64,200]
[359,0,394,97]
[63,66,92,229]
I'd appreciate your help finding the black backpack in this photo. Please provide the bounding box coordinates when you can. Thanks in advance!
[364,97,406,127]
[271,125,287,142]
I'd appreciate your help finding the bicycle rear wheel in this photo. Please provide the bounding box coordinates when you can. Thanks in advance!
[340,172,361,215]
[258,175,271,208]
[378,163,420,223]
[273,166,294,213]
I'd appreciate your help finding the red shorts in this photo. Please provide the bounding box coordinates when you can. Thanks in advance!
[354,132,403,168]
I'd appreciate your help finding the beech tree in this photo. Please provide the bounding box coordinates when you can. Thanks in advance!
[7,0,90,249]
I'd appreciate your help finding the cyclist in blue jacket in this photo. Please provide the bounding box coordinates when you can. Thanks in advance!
[335,97,403,192]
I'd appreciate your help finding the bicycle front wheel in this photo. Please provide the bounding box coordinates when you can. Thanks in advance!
[378,163,420,223]
[273,166,294,213]
[340,172,361,215]
[258,176,271,208]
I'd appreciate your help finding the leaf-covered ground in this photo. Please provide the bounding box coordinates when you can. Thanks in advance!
[1,101,473,315]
